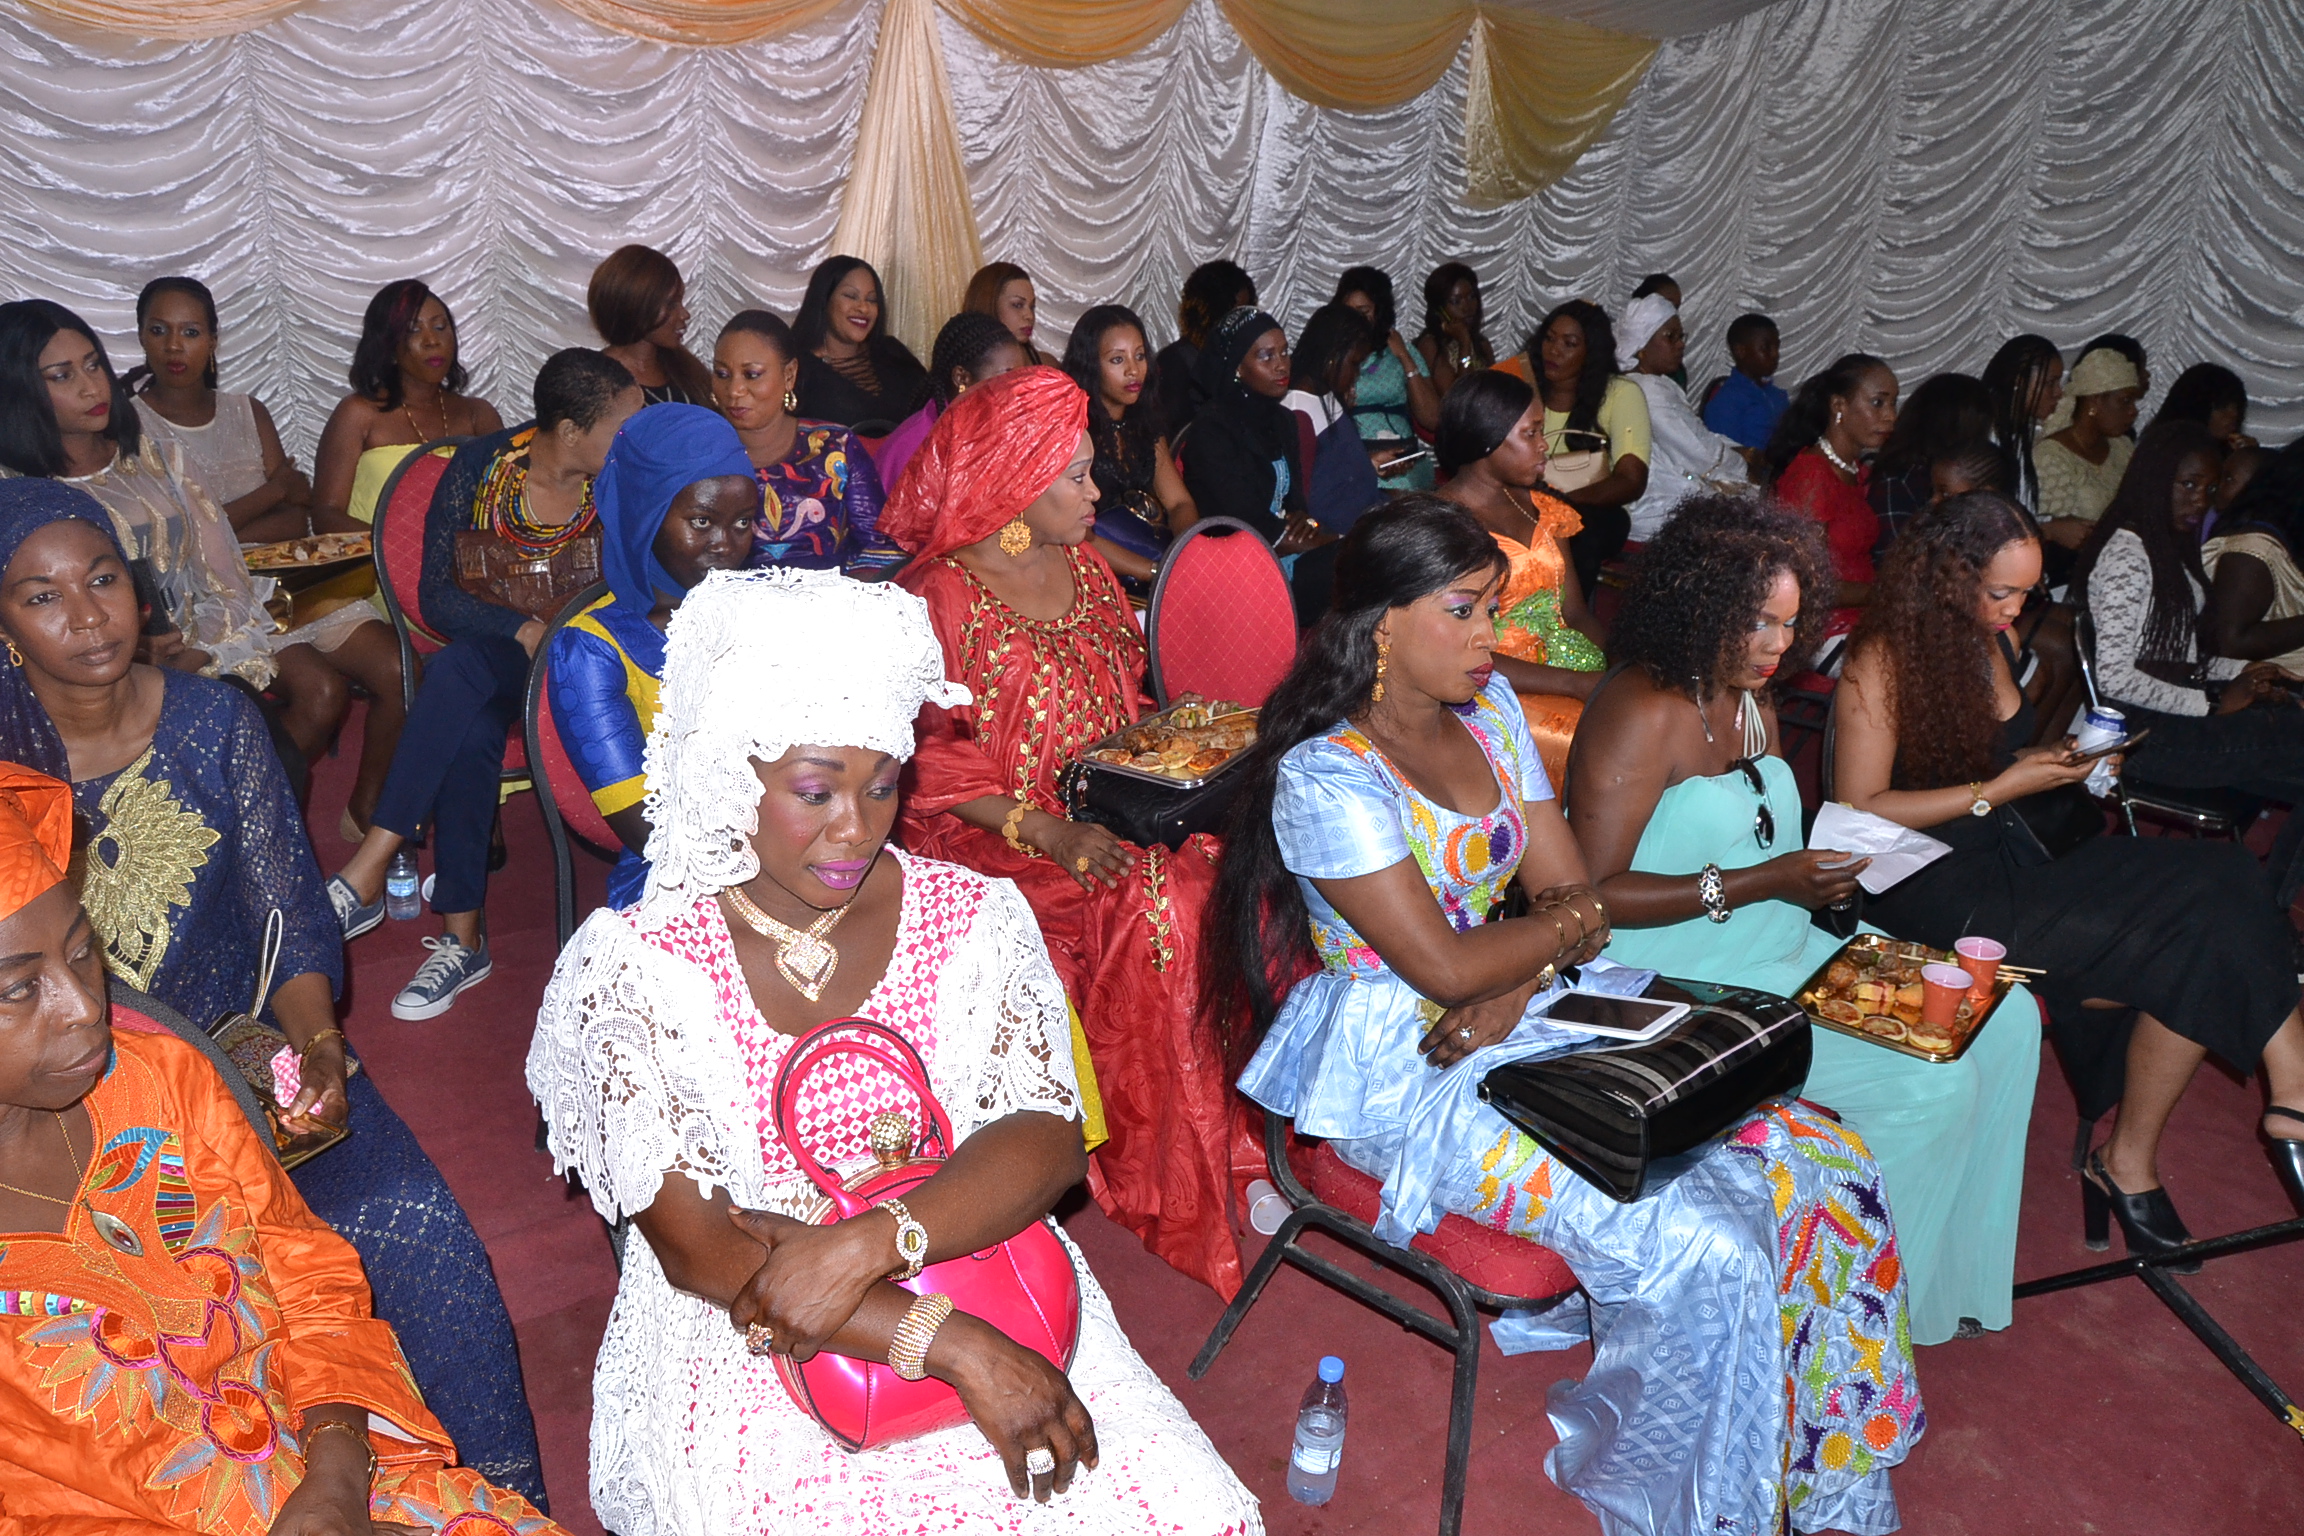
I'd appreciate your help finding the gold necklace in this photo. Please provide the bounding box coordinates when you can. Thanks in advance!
[0,1111,138,1254]
[723,883,855,1002]
[403,391,448,443]
[0,1112,77,1208]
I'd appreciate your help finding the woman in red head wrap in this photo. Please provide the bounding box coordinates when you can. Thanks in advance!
[888,367,1252,1297]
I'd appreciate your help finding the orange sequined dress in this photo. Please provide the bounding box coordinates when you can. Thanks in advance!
[0,1019,564,1534]
[1490,495,1606,786]
[900,546,1249,1298]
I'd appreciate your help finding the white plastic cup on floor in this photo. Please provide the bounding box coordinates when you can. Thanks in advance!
[1246,1179,1291,1235]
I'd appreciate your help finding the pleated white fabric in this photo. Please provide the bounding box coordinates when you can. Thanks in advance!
[4,0,2298,467]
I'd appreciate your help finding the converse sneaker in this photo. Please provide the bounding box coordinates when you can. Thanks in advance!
[328,875,385,942]
[390,935,492,1021]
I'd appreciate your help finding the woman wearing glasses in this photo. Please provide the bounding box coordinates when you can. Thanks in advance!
[1566,496,2041,1348]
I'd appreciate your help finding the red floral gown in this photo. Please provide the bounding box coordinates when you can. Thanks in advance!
[900,546,1250,1297]
[0,1017,563,1534]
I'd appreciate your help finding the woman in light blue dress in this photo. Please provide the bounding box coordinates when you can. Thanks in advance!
[1210,498,1921,1536]
[1566,494,2040,1347]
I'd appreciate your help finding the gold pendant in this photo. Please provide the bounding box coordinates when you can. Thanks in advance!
[775,931,839,1002]
[89,1207,143,1257]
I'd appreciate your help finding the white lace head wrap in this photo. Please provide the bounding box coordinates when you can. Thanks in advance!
[1616,294,1679,372]
[637,567,970,908]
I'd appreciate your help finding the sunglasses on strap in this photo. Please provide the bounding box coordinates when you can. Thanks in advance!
[1729,755,1775,849]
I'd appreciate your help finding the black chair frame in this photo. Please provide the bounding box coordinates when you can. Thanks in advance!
[1188,1109,1579,1536]
[2070,607,2263,839]
[1143,516,1277,709]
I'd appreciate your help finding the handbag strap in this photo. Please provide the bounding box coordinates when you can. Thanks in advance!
[250,908,283,1018]
[769,1017,955,1201]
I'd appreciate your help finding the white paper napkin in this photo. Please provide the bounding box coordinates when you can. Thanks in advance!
[1809,800,1954,894]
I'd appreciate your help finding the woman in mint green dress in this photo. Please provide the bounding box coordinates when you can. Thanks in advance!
[1567,495,2040,1346]
[1212,499,1922,1536]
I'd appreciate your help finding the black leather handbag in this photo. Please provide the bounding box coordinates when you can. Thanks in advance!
[1058,754,1249,850]
[1479,978,1812,1202]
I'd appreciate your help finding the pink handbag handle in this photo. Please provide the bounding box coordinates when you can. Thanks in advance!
[770,1017,956,1213]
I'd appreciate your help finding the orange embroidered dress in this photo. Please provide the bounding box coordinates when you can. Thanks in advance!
[0,1019,564,1535]
[900,546,1248,1298]
[1491,494,1606,786]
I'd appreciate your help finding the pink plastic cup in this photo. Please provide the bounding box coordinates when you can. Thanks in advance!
[1953,937,2006,1003]
[1920,964,1975,1028]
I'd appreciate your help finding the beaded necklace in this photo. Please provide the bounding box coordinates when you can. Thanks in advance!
[472,428,596,556]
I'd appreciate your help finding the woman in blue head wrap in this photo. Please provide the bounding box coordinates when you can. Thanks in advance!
[0,476,551,1503]
[550,403,757,906]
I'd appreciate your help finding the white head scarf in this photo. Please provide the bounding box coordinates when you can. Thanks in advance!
[637,567,970,910]
[2040,346,2141,433]
[1616,294,1679,373]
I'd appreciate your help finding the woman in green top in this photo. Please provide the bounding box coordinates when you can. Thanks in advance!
[1334,268,1439,492]
[1566,495,2041,1347]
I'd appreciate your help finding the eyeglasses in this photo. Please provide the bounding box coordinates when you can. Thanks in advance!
[1730,755,1775,849]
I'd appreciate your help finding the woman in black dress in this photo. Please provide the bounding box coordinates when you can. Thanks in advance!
[1061,303,1198,591]
[1833,491,2304,1266]
[790,256,927,434]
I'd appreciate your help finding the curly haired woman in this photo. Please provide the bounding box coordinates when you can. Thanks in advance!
[1836,490,2304,1267]
[1567,496,2042,1345]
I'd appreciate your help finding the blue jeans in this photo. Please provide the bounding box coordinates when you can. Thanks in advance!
[370,634,527,914]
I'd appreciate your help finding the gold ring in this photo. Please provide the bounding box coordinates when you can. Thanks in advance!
[1075,856,1090,873]
[745,1321,774,1356]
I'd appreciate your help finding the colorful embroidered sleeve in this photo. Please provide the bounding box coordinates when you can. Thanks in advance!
[548,610,652,816]
[831,427,903,575]
[1479,674,1554,802]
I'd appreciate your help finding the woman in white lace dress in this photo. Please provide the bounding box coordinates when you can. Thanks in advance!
[527,567,1260,1536]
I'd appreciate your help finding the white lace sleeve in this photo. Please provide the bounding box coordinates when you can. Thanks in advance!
[2086,529,2217,716]
[926,875,1082,1141]
[526,907,759,1221]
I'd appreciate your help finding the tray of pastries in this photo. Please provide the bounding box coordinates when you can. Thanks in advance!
[1793,934,2013,1063]
[242,531,372,571]
[1076,697,1259,790]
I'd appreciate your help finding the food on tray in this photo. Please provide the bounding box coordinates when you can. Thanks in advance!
[244,532,372,570]
[1815,998,1862,1026]
[1084,695,1260,783]
[1859,1014,1909,1042]
[1906,1022,1957,1053]
[1800,935,1993,1059]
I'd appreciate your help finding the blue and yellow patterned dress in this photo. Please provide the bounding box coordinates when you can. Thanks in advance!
[1236,676,1921,1536]
[546,593,662,908]
[747,420,902,575]
[64,669,547,1503]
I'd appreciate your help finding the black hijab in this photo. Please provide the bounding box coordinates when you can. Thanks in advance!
[1195,307,1295,460]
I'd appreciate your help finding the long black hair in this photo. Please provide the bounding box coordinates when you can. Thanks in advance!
[1062,303,1165,471]
[0,299,142,477]
[349,279,468,410]
[1529,300,1616,436]
[2152,363,2247,436]
[1289,303,1372,400]
[1417,262,1491,361]
[2071,417,2222,675]
[1761,352,1887,486]
[1332,266,1397,337]
[1435,368,1536,477]
[1204,498,1509,1052]
[124,276,221,393]
[1177,260,1255,351]
[793,255,901,358]
[1873,371,1990,481]
[1980,334,2062,511]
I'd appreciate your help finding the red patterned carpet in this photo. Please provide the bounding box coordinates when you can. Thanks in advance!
[311,706,2304,1534]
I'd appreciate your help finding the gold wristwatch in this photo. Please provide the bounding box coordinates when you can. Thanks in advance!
[1967,781,1992,817]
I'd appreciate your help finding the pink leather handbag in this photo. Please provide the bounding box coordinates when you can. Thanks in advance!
[769,1018,1082,1452]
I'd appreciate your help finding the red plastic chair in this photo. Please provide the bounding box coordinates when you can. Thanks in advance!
[523,583,623,946]
[369,436,529,784]
[1144,517,1296,709]
[1189,1111,1580,1536]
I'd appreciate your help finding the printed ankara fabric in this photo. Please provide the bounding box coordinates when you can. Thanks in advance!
[0,1021,566,1535]
[1234,676,1920,1534]
[1488,511,1604,787]
[899,548,1252,1297]
[548,593,663,908]
[526,849,1260,1536]
[57,668,546,1499]
[747,420,902,574]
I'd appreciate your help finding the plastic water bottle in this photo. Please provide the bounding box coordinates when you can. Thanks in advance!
[385,851,422,921]
[1286,1355,1348,1506]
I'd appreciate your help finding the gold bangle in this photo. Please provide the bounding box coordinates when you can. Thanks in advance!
[1000,798,1033,855]
[886,1291,955,1382]
[303,1417,378,1483]
[299,1027,346,1062]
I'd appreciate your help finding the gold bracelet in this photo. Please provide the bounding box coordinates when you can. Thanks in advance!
[886,1291,955,1382]
[1000,798,1034,855]
[303,1417,378,1483]
[299,1027,346,1062]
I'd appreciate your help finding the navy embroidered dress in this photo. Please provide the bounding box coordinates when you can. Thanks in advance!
[68,669,547,1502]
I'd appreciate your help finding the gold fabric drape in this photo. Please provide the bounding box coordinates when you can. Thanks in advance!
[1464,8,1657,207]
[547,0,847,48]
[937,0,1190,68]
[1216,0,1473,111]
[831,0,985,354]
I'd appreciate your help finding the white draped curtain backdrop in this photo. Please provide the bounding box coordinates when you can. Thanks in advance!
[3,0,2298,463]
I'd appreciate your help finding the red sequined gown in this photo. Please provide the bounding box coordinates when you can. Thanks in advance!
[900,546,1250,1297]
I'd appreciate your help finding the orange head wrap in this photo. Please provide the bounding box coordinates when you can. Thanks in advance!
[880,365,1090,565]
[0,762,73,924]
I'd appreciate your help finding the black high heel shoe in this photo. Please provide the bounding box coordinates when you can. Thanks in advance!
[2082,1150,2202,1274]
[2265,1105,2304,1212]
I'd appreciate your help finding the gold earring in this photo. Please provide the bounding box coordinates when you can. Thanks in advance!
[3,637,19,667]
[783,389,799,413]
[998,519,1033,557]
[1371,639,1388,703]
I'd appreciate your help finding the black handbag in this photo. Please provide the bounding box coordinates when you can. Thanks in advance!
[1058,753,1249,851]
[1478,978,1812,1202]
